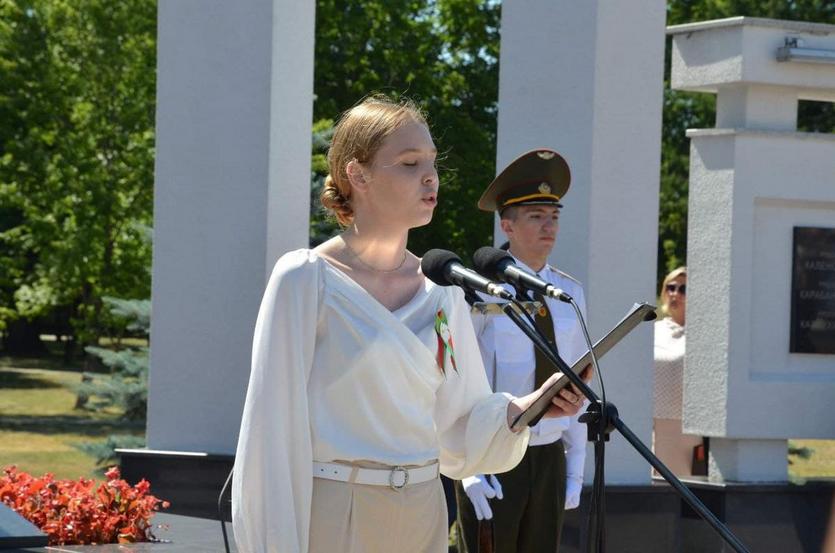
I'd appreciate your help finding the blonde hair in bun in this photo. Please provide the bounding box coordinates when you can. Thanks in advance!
[321,94,427,227]
[320,174,353,227]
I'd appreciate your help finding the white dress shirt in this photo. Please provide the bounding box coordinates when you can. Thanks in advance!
[232,249,530,553]
[471,257,589,505]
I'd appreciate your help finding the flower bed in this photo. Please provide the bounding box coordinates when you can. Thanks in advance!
[0,465,169,545]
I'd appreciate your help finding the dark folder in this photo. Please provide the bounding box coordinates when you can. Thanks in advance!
[510,302,657,432]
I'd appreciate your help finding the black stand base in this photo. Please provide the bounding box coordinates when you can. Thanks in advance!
[560,481,834,553]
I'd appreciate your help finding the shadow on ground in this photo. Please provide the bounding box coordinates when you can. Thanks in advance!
[0,415,144,436]
[0,370,63,389]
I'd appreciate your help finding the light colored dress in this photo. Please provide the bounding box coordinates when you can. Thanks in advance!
[653,317,685,420]
[653,316,701,476]
[232,249,530,553]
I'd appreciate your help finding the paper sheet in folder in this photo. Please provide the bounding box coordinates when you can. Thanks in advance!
[510,302,657,433]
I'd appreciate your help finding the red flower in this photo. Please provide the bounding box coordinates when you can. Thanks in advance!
[0,466,169,546]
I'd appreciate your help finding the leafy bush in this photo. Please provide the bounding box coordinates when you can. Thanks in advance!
[0,465,168,545]
[77,297,149,421]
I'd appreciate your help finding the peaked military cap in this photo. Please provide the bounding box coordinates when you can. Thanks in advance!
[477,148,571,213]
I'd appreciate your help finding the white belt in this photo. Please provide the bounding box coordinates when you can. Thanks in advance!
[313,461,440,490]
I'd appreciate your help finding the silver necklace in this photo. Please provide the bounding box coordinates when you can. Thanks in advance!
[343,239,407,273]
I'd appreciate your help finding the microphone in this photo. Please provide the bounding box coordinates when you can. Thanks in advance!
[421,249,513,300]
[473,246,573,303]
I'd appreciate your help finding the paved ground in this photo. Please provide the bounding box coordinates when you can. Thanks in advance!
[7,513,237,553]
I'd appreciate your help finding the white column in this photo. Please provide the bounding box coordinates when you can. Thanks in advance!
[709,438,789,482]
[148,0,315,454]
[715,84,798,130]
[497,0,667,483]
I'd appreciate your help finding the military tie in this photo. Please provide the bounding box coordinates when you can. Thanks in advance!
[533,290,558,388]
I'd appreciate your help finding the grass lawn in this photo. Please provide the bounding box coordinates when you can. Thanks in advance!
[789,439,835,482]
[0,356,143,480]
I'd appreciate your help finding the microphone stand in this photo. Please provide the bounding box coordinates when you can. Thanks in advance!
[499,303,751,553]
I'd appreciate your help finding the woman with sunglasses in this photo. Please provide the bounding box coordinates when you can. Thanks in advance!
[652,266,701,476]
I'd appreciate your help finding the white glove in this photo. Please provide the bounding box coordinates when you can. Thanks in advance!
[461,474,503,520]
[565,479,582,510]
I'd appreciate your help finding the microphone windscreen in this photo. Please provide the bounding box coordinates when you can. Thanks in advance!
[473,246,513,280]
[421,249,462,287]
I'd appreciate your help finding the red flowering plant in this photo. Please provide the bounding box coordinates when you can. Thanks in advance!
[0,465,170,545]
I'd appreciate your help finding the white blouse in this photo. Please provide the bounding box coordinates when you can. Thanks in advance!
[232,249,530,553]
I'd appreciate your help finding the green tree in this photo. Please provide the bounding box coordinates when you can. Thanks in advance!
[309,119,338,246]
[0,0,53,351]
[80,297,150,421]
[77,296,149,466]
[312,0,501,259]
[0,0,156,352]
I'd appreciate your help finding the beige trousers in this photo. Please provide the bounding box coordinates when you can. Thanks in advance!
[653,417,703,477]
[309,476,448,553]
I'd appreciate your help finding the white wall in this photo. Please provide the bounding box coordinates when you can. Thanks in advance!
[148,0,315,453]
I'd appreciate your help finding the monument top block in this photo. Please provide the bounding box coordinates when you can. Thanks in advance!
[668,16,835,101]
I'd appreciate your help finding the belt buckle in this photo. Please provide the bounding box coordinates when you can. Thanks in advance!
[388,466,409,490]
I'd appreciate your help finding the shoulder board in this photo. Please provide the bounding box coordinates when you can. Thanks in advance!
[549,265,582,286]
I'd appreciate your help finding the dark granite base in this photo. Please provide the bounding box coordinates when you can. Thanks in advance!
[0,503,48,549]
[115,450,835,553]
[5,513,236,552]
[116,449,234,521]
[561,479,835,553]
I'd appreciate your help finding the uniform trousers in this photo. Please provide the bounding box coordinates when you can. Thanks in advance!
[309,476,447,553]
[455,439,566,553]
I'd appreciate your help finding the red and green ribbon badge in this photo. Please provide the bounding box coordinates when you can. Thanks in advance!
[434,309,458,375]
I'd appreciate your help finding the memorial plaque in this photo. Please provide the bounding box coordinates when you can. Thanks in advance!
[790,227,835,354]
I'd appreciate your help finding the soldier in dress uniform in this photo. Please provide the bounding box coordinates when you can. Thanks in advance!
[456,149,589,553]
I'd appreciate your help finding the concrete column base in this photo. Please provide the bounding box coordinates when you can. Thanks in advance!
[708,438,788,483]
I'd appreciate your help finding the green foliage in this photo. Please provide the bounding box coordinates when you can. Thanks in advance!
[311,0,500,258]
[657,87,714,282]
[314,0,835,277]
[309,119,339,247]
[78,297,150,421]
[75,296,148,467]
[788,443,814,464]
[75,434,145,468]
[798,100,835,133]
[3,0,834,335]
[0,0,156,345]
[97,296,150,334]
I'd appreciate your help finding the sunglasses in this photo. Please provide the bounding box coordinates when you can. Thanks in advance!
[665,283,686,295]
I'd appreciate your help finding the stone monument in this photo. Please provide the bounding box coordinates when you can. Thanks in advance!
[667,16,835,553]
[669,16,835,484]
